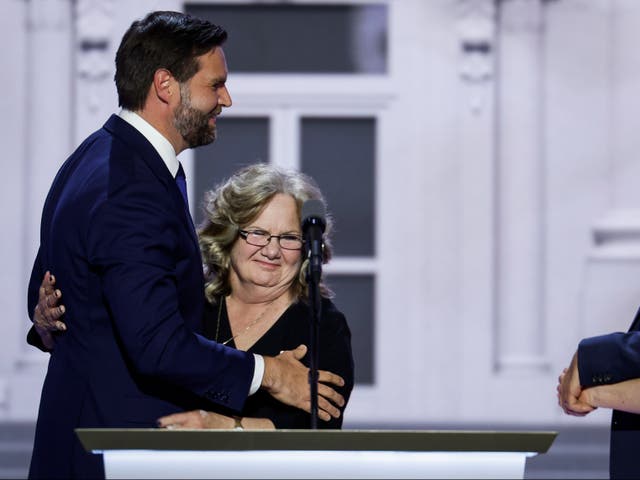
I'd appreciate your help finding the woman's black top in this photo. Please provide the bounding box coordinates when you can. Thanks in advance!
[202,297,354,429]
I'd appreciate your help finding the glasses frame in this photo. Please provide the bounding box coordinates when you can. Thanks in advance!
[238,229,304,251]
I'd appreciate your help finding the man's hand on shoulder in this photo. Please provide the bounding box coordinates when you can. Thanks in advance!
[262,344,345,421]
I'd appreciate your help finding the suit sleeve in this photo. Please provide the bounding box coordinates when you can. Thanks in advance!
[578,332,640,387]
[88,178,254,411]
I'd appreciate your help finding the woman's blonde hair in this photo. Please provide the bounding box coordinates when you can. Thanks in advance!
[198,163,334,303]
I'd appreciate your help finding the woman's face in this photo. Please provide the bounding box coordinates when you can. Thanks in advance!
[229,193,303,297]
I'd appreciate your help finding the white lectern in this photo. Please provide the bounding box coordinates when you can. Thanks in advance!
[76,428,556,479]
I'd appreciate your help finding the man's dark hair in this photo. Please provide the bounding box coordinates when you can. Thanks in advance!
[115,11,227,111]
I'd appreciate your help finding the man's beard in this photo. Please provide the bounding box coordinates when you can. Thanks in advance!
[173,84,217,148]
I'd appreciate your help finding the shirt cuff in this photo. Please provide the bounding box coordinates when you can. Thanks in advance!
[250,354,264,395]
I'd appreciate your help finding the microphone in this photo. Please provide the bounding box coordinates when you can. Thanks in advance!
[301,199,326,285]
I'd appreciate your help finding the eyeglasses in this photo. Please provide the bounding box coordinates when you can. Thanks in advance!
[238,229,304,250]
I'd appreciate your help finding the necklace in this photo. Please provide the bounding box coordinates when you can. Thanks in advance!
[215,296,274,346]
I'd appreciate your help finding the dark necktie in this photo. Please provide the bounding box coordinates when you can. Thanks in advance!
[175,163,189,209]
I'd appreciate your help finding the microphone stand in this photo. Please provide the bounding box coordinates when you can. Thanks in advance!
[302,200,325,430]
[306,249,322,430]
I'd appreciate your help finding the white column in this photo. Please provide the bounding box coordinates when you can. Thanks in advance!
[495,0,547,372]
[456,0,499,417]
[0,0,29,417]
[23,0,74,291]
[10,0,74,419]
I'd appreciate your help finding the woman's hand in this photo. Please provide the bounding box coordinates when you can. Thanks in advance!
[157,410,275,430]
[33,271,67,350]
[157,410,235,429]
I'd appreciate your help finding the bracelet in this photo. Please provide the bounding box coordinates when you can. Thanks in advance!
[233,416,244,430]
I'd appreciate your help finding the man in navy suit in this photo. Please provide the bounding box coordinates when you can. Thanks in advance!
[558,310,640,478]
[27,11,344,479]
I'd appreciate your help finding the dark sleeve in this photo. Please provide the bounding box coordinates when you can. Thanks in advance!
[578,331,640,387]
[270,300,354,429]
[26,248,50,352]
[88,179,254,411]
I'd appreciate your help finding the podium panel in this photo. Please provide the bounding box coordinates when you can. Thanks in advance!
[76,429,556,479]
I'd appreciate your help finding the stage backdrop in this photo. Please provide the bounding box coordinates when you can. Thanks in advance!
[1,0,638,429]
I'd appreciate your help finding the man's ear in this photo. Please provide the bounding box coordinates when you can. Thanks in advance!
[153,69,175,104]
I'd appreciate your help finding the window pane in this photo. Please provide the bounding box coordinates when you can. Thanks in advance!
[186,3,387,73]
[193,117,269,225]
[326,274,375,385]
[301,117,375,256]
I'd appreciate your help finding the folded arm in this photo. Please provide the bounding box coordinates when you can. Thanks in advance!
[580,378,640,414]
[558,326,640,417]
[578,331,640,387]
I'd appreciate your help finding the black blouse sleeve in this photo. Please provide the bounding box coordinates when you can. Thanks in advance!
[264,299,354,429]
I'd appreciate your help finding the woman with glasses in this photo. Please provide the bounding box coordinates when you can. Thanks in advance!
[34,163,354,430]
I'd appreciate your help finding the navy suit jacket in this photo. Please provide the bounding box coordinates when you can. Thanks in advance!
[27,115,255,479]
[579,308,640,479]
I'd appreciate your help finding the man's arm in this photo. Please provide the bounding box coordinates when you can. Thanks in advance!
[88,178,255,411]
[578,332,640,387]
[580,377,640,414]
[32,270,345,419]
[558,329,640,417]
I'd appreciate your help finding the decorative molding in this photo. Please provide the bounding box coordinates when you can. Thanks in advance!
[76,0,115,112]
[456,0,497,114]
[590,209,640,260]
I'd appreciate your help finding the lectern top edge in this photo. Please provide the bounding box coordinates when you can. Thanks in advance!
[76,428,557,454]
